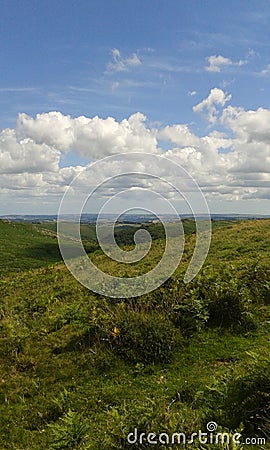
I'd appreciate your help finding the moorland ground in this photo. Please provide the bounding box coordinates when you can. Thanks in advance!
[0,218,269,449]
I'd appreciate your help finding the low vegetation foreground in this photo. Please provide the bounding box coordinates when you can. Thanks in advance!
[0,218,269,449]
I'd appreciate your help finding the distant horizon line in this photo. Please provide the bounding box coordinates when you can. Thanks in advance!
[1,213,270,218]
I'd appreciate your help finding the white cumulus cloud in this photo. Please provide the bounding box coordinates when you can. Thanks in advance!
[0,128,60,174]
[205,55,246,72]
[16,112,74,151]
[158,124,200,148]
[1,98,270,207]
[193,88,232,123]
[16,111,158,159]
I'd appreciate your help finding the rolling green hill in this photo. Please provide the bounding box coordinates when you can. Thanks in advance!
[0,220,98,276]
[0,220,61,275]
[0,219,269,449]
[36,218,197,246]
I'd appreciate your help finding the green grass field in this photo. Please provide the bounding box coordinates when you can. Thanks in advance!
[0,220,98,277]
[0,219,269,449]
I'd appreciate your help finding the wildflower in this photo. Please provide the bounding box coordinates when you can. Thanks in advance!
[111,326,120,338]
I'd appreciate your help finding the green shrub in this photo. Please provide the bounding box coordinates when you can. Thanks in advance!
[171,273,256,333]
[221,364,270,439]
[207,279,256,331]
[240,261,270,305]
[111,310,181,364]
[172,285,209,333]
[48,409,90,449]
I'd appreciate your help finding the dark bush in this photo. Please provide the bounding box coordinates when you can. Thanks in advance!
[171,272,256,333]
[207,279,256,331]
[112,310,181,364]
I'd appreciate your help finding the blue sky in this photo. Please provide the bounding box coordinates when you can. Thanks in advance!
[1,0,270,214]
[2,0,270,126]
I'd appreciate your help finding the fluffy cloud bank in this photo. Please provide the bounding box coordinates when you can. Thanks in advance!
[0,128,60,174]
[1,88,270,210]
[16,111,157,158]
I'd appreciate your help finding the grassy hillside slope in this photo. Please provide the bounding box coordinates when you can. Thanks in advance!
[0,219,269,449]
[0,220,98,277]
[0,220,61,275]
